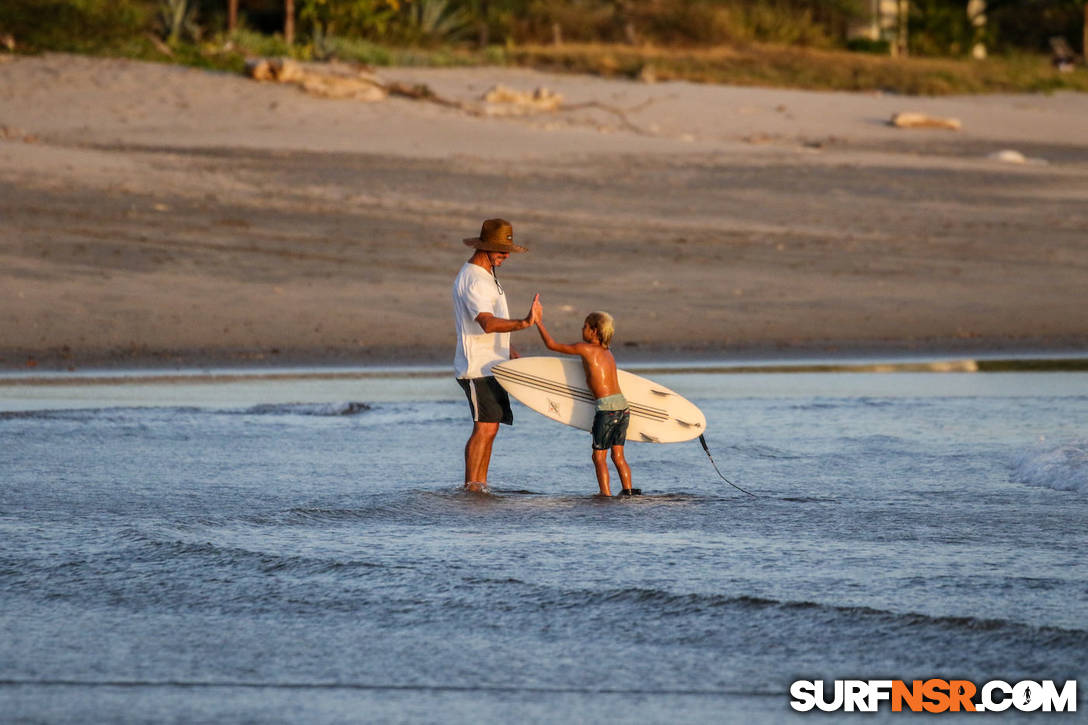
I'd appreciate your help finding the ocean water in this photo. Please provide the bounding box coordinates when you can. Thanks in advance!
[1,371,1086,723]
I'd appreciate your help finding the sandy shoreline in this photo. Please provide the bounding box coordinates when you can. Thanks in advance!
[2,54,1086,372]
[4,354,1088,386]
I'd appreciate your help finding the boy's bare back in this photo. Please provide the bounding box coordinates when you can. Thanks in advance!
[535,318,620,398]
[573,342,621,400]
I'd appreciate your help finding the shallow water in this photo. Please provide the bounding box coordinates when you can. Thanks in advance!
[1,372,1086,722]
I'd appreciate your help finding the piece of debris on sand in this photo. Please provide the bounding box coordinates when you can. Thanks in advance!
[889,112,962,131]
[245,58,387,102]
[480,85,563,116]
[987,149,1047,165]
[0,125,37,143]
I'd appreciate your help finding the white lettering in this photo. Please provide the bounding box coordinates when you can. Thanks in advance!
[982,680,1012,712]
[1013,680,1043,712]
[815,680,844,712]
[868,680,893,711]
[789,680,816,712]
[844,680,868,712]
[1041,680,1077,712]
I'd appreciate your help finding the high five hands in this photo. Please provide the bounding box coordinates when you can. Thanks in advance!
[528,293,542,326]
[510,294,542,360]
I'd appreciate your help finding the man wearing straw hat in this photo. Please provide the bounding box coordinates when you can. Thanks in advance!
[453,218,541,492]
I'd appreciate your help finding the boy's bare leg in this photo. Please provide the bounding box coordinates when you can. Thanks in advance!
[465,421,499,491]
[611,446,633,492]
[592,449,611,496]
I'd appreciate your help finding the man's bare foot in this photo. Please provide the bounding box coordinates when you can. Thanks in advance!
[464,482,489,493]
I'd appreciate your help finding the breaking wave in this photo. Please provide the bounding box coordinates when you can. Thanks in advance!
[237,402,372,416]
[1012,442,1088,493]
[0,402,373,420]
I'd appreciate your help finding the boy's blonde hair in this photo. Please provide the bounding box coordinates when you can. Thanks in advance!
[585,311,615,348]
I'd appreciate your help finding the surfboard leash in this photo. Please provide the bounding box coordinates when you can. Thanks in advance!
[698,434,757,497]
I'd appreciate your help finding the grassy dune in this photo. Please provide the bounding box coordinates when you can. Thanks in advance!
[103,33,1088,95]
[505,42,1088,94]
[3,9,1087,96]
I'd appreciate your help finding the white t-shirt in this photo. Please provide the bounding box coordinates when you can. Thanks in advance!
[452,262,510,378]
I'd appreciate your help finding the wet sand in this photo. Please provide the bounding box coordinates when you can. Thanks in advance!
[2,53,1087,370]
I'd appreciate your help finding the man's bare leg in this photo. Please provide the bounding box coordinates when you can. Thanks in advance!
[465,421,499,491]
[611,445,632,492]
[592,449,611,496]
[478,426,497,483]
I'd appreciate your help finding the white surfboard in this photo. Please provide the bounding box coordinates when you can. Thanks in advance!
[492,356,706,443]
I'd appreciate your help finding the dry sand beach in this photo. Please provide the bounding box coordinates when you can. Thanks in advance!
[1,53,1087,370]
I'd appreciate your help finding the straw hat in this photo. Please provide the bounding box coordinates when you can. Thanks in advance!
[463,218,528,253]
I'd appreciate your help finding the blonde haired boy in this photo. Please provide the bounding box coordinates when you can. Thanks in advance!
[535,310,639,497]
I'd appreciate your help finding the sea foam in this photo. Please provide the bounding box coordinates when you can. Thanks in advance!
[240,402,372,416]
[1012,442,1088,493]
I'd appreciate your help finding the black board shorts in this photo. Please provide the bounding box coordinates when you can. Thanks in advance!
[592,408,630,450]
[458,376,513,425]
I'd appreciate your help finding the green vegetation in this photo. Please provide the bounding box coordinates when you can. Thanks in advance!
[0,0,150,53]
[975,358,1088,372]
[1,0,1086,94]
[507,42,1088,93]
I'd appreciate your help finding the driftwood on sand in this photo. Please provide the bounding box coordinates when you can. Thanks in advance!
[245,57,654,133]
[890,112,963,131]
[245,57,387,102]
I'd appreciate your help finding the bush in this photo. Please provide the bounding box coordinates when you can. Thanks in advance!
[0,0,150,52]
[632,2,747,46]
[847,37,890,54]
[228,27,293,58]
[511,0,842,49]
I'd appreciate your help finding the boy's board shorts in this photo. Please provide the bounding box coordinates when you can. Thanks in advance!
[458,376,513,425]
[592,393,630,450]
